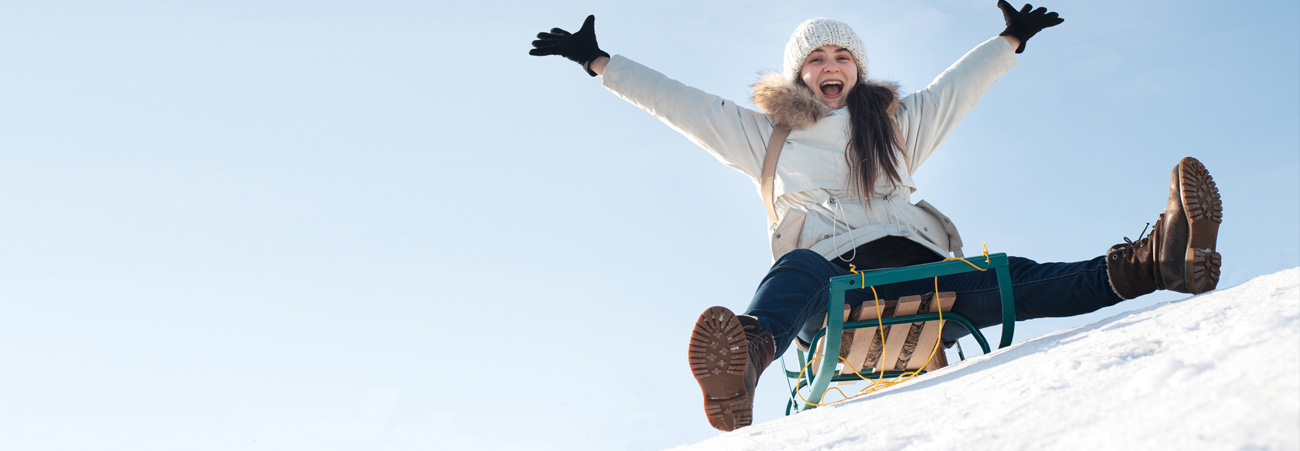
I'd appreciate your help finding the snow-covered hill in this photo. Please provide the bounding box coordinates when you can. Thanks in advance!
[672,268,1300,451]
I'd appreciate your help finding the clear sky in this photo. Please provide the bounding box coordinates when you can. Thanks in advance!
[1,1,1296,450]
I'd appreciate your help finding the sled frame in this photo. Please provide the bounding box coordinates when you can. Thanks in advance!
[784,253,1015,414]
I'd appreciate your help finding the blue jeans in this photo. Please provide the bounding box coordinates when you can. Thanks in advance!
[744,249,1125,357]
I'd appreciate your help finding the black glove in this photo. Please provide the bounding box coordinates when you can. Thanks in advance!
[996,1,1064,54]
[529,15,610,77]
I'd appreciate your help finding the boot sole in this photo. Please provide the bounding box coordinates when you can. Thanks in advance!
[688,306,752,431]
[1177,157,1223,293]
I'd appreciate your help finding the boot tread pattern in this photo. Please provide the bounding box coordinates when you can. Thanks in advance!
[704,397,752,431]
[1192,249,1222,294]
[1178,157,1223,294]
[1180,157,1223,224]
[689,306,752,431]
[688,307,747,377]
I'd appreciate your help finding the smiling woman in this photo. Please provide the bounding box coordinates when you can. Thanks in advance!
[529,2,1225,434]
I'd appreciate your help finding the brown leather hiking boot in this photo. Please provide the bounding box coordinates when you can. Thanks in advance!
[688,306,776,432]
[1108,157,1223,299]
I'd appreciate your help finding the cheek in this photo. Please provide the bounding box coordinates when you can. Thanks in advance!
[800,71,817,89]
[843,64,859,85]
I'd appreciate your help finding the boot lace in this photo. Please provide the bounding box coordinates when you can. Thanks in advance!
[1114,222,1151,258]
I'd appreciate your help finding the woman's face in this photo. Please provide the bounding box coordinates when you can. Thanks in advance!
[799,45,858,109]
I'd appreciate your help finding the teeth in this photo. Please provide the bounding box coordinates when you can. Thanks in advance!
[820,80,842,87]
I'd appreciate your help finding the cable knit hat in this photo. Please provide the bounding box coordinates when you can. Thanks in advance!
[783,18,868,83]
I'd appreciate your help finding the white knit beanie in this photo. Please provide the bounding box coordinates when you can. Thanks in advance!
[783,18,868,83]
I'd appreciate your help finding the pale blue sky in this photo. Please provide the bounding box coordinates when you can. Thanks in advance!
[2,1,1297,450]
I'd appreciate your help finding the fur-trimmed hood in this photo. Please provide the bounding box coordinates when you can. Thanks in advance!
[750,73,901,130]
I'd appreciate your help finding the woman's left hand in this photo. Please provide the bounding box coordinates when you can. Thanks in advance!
[996,1,1064,54]
[529,15,611,77]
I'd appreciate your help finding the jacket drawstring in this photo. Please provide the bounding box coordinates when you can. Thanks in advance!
[883,194,907,235]
[830,195,858,263]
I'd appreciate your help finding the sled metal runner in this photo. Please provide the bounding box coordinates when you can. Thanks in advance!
[785,253,1016,414]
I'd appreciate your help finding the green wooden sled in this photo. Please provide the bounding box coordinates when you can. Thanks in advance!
[784,252,1016,414]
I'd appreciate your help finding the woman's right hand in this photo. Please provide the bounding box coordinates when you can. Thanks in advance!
[528,15,611,77]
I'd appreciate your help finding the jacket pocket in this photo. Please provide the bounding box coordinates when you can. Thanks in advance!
[770,209,807,260]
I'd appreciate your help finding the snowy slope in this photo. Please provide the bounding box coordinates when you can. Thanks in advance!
[671,268,1300,451]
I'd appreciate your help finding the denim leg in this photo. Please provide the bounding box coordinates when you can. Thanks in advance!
[742,249,850,357]
[871,256,1125,341]
[743,251,1125,355]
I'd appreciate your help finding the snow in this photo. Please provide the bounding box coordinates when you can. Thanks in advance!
[670,268,1300,451]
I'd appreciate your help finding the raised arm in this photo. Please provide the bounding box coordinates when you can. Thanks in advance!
[896,2,1063,171]
[529,15,772,179]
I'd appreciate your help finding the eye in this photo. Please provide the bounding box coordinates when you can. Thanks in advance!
[837,56,851,62]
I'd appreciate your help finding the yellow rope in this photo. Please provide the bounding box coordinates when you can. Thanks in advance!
[870,286,886,385]
[794,244,996,407]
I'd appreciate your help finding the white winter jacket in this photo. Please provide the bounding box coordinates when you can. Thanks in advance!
[601,36,1016,262]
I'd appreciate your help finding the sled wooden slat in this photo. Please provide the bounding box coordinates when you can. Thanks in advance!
[905,292,956,370]
[877,295,922,371]
[811,304,850,377]
[836,302,884,385]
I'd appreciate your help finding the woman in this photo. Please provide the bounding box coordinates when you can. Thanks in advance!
[531,2,1222,432]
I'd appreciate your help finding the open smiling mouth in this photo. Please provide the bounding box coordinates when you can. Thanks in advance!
[820,80,843,97]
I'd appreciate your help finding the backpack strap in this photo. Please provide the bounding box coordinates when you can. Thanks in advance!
[892,121,912,175]
[761,125,791,225]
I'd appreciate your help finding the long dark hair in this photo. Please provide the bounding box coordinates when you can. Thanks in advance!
[844,81,903,200]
